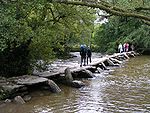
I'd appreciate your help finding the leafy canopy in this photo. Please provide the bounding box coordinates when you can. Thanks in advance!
[0,0,96,76]
[94,16,150,53]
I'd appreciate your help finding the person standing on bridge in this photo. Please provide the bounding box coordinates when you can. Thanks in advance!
[80,44,87,67]
[118,43,123,53]
[125,43,129,52]
[87,46,92,65]
[131,44,134,51]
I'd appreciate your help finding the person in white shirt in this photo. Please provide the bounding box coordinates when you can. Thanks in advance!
[118,43,123,53]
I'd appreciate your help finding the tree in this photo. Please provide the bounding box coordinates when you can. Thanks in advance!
[0,0,95,77]
[94,16,150,53]
[50,0,150,25]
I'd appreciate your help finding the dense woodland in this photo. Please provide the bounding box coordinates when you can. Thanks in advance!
[94,17,150,54]
[0,0,150,77]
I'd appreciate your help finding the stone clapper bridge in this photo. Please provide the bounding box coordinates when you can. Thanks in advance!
[0,51,138,103]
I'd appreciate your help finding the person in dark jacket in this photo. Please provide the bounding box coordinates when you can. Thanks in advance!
[80,44,87,67]
[87,46,92,65]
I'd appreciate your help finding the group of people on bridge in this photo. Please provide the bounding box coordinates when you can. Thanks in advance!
[80,44,92,67]
[79,42,134,67]
[118,42,134,53]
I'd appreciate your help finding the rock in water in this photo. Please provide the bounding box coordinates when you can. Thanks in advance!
[84,69,95,78]
[4,99,11,103]
[23,95,31,102]
[64,67,73,83]
[71,80,85,88]
[47,80,61,93]
[14,96,25,104]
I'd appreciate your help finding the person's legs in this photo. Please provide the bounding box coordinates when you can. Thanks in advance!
[80,56,83,67]
[120,49,122,53]
[83,56,86,66]
[87,56,88,65]
[89,57,91,63]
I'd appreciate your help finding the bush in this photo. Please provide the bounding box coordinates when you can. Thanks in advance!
[106,48,116,54]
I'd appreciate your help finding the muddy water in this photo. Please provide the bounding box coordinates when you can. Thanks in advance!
[1,55,150,113]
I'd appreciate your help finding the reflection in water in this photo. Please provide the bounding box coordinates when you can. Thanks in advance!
[1,55,150,113]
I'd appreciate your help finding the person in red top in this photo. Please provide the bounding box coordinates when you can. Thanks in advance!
[125,43,129,52]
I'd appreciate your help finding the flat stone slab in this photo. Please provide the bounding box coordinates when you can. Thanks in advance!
[2,84,26,92]
[16,75,48,85]
[38,72,61,78]
[37,67,67,78]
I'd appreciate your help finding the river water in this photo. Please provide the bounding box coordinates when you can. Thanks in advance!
[1,53,150,113]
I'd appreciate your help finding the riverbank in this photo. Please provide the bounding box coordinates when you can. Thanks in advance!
[0,51,137,104]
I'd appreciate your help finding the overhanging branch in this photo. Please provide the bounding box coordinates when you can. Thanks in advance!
[51,0,150,23]
[135,7,150,11]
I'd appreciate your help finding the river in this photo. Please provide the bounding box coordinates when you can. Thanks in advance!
[1,53,150,113]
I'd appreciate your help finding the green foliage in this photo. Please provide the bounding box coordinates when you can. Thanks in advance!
[0,0,95,77]
[116,0,150,9]
[0,4,33,51]
[0,87,9,100]
[106,48,116,54]
[94,20,119,53]
[126,25,150,50]
[94,16,150,54]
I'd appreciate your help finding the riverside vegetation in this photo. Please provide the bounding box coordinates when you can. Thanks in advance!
[0,0,150,100]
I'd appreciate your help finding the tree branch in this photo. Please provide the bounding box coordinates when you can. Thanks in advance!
[97,14,112,19]
[51,0,150,23]
[135,7,150,11]
[142,20,150,26]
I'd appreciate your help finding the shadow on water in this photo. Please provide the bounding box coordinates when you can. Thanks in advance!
[1,54,150,113]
